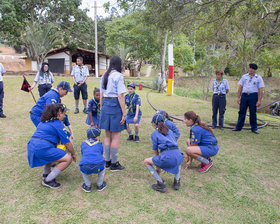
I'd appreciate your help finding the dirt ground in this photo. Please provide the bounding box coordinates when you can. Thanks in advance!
[0,45,26,72]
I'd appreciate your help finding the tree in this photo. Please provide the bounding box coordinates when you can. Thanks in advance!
[21,22,63,69]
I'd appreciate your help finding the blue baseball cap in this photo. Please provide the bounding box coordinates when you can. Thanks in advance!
[57,81,72,92]
[87,126,101,139]
[152,113,164,125]
[157,110,166,117]
[127,83,136,89]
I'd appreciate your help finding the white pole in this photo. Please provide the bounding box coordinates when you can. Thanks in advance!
[94,1,99,78]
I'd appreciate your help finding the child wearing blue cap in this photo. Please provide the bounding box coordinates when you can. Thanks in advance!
[125,83,142,142]
[86,88,100,127]
[79,126,106,192]
[143,113,184,193]
[30,81,72,127]
[158,110,180,141]
[184,111,219,173]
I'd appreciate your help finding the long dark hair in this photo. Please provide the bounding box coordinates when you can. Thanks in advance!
[165,112,173,122]
[158,121,169,136]
[102,56,122,90]
[41,104,65,122]
[40,62,50,73]
[184,111,215,136]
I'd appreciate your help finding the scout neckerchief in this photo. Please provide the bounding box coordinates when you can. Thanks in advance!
[128,92,136,113]
[39,70,50,83]
[92,97,100,120]
[79,65,83,77]
[85,138,100,147]
[215,77,223,92]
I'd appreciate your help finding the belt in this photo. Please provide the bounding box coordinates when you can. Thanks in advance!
[104,97,118,99]
[243,92,257,95]
[161,146,178,152]
[200,141,218,146]
[32,136,57,146]
[214,93,225,96]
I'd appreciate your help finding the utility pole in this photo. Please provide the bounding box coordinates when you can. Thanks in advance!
[94,1,99,78]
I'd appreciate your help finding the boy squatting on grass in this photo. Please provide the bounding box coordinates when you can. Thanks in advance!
[79,126,107,193]
[184,111,219,173]
[86,88,101,127]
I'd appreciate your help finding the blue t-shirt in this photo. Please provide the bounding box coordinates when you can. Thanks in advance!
[125,93,142,115]
[32,119,70,145]
[190,125,217,146]
[30,89,60,116]
[87,97,100,118]
[151,129,178,152]
[165,119,180,140]
[79,140,105,165]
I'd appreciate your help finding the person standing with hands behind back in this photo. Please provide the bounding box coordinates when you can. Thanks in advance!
[71,57,89,114]
[211,70,229,130]
[232,63,264,134]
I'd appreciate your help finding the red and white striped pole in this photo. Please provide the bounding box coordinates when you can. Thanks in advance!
[167,44,174,96]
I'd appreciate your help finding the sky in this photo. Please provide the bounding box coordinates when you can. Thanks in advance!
[80,0,118,19]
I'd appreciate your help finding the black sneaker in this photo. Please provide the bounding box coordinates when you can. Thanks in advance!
[105,161,111,169]
[42,179,61,189]
[0,114,6,118]
[81,183,91,193]
[232,128,241,131]
[42,174,48,179]
[252,130,259,134]
[74,108,79,114]
[83,108,87,114]
[173,178,180,190]
[97,181,107,191]
[126,135,134,141]
[110,161,125,172]
[152,181,166,193]
[135,135,140,143]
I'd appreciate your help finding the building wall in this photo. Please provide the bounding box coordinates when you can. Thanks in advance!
[99,56,108,75]
[25,58,32,70]
[45,51,71,74]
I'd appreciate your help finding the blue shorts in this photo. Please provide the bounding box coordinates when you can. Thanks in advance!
[199,145,219,157]
[100,98,126,132]
[30,113,41,127]
[152,149,184,174]
[27,138,67,168]
[126,113,141,124]
[80,164,105,175]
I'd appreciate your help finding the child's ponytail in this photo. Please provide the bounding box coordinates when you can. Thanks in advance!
[184,111,215,136]
[158,121,169,136]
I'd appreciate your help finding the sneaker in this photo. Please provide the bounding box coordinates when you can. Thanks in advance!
[81,183,91,193]
[0,114,6,118]
[232,128,241,131]
[219,127,224,130]
[42,179,61,189]
[105,161,111,169]
[74,108,79,114]
[173,178,180,190]
[83,108,87,114]
[197,163,204,168]
[42,174,48,179]
[198,161,213,173]
[252,130,259,134]
[97,181,107,191]
[110,161,125,172]
[134,135,140,143]
[126,135,134,141]
[152,181,166,193]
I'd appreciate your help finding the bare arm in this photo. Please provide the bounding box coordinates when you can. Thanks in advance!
[89,111,94,126]
[29,81,38,91]
[65,142,76,162]
[134,105,140,123]
[67,125,74,140]
[237,85,243,104]
[118,93,126,125]
[256,88,263,107]
[72,76,77,85]
[100,93,103,110]
[226,89,229,94]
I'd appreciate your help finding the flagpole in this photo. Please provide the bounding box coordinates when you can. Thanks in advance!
[23,75,36,103]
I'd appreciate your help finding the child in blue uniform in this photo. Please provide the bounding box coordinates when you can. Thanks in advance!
[158,110,180,141]
[143,114,184,193]
[30,81,72,127]
[184,111,219,173]
[79,126,106,192]
[86,88,100,127]
[125,83,142,142]
[27,104,76,189]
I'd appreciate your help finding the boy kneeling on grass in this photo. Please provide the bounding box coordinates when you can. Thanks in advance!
[79,126,106,192]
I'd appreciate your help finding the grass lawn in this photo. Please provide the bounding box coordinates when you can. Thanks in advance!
[0,76,279,224]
